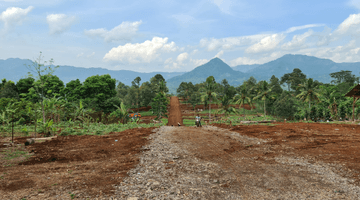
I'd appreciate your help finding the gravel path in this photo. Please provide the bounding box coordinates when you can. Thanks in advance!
[112,126,360,200]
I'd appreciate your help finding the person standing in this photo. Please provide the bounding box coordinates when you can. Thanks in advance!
[196,114,202,127]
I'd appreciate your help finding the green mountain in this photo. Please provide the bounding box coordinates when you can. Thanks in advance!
[0,58,184,86]
[232,64,260,73]
[166,57,247,93]
[245,54,360,83]
[2,54,360,95]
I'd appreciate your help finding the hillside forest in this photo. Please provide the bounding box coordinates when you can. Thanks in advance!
[1,53,360,138]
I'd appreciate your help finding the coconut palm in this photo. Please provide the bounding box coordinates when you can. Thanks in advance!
[233,82,254,119]
[201,76,217,124]
[253,81,276,120]
[296,78,321,120]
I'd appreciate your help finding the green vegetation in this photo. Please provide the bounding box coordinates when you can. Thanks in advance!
[1,52,360,139]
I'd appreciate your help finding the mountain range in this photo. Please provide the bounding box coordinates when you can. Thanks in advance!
[1,54,360,94]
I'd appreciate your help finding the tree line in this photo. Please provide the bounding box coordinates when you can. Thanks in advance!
[0,53,170,138]
[176,68,360,122]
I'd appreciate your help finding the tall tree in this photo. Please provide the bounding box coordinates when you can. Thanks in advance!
[132,77,141,113]
[253,81,275,119]
[330,70,358,85]
[16,77,35,97]
[234,82,254,119]
[150,87,169,122]
[63,79,83,102]
[0,79,19,99]
[25,52,59,123]
[296,78,322,120]
[82,74,117,112]
[269,75,283,95]
[201,76,217,123]
[280,68,307,92]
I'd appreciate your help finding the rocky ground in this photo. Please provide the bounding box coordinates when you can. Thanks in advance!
[113,126,360,200]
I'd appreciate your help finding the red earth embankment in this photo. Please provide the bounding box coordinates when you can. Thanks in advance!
[167,96,183,126]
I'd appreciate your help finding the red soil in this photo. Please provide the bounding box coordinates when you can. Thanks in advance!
[0,127,156,199]
[167,96,183,126]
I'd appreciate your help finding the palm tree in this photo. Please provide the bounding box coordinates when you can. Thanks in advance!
[201,76,217,124]
[234,82,254,119]
[296,78,321,120]
[253,81,275,120]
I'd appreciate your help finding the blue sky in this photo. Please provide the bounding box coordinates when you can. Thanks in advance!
[1,0,360,73]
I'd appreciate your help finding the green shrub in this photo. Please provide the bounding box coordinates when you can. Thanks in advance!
[339,105,346,120]
[325,109,331,121]
[17,117,26,125]
[317,107,324,120]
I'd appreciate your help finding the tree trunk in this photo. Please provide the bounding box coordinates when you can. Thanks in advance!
[264,99,266,120]
[209,99,211,124]
[309,100,311,120]
[41,101,45,123]
[11,113,14,143]
[243,105,245,119]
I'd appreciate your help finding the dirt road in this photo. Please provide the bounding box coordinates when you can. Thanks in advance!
[114,124,360,199]
[167,96,183,126]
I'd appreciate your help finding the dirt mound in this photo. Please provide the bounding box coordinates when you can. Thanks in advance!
[0,127,156,198]
[167,96,183,126]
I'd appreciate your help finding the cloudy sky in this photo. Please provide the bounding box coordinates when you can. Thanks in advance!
[1,0,360,72]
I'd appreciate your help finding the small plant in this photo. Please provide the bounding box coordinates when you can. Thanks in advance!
[21,126,29,136]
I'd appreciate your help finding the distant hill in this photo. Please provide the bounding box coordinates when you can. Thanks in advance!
[2,54,360,95]
[232,64,260,73]
[166,57,247,93]
[244,54,360,83]
[0,58,185,86]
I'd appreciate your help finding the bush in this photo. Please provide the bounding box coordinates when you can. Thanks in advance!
[325,109,331,121]
[317,107,324,120]
[273,92,296,120]
[339,105,346,120]
[17,117,26,125]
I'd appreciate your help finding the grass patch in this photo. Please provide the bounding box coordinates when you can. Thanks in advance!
[0,145,32,167]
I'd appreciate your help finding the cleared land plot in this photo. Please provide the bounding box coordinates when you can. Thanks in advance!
[0,127,156,199]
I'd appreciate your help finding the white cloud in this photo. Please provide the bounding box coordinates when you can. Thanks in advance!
[347,0,360,10]
[212,0,234,15]
[103,37,178,64]
[334,13,360,35]
[191,58,208,67]
[285,24,325,33]
[76,52,84,58]
[87,52,95,58]
[230,57,258,65]
[230,52,283,66]
[245,34,285,54]
[0,6,33,30]
[214,50,224,58]
[281,30,313,50]
[46,14,76,35]
[200,34,268,51]
[84,20,142,43]
[176,52,189,62]
[192,49,198,54]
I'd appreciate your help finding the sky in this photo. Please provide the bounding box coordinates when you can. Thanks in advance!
[1,0,360,73]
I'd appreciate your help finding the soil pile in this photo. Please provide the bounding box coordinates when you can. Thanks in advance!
[167,96,183,126]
